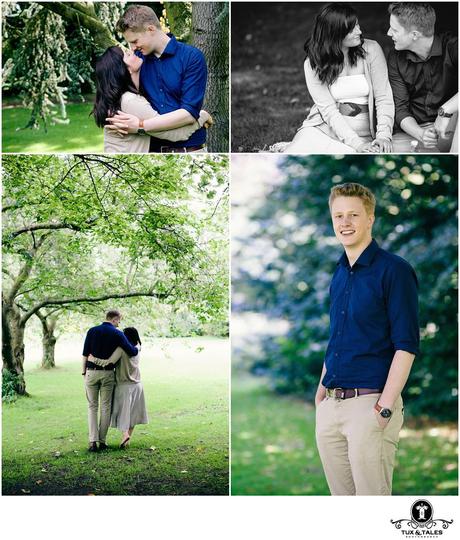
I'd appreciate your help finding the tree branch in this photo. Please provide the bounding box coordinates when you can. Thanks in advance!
[6,233,51,305]
[21,290,171,326]
[37,1,117,51]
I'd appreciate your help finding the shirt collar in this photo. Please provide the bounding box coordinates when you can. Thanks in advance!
[405,34,442,63]
[160,33,178,57]
[338,238,380,268]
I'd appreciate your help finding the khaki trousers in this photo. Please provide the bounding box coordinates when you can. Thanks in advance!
[84,370,115,443]
[315,393,404,495]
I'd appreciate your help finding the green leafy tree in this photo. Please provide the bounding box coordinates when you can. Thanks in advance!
[234,155,458,421]
[2,153,228,395]
[2,1,229,150]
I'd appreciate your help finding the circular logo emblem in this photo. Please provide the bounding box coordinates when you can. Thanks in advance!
[411,500,433,524]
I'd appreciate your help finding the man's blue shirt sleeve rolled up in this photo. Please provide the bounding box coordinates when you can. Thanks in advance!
[117,332,138,357]
[180,49,207,119]
[384,260,420,355]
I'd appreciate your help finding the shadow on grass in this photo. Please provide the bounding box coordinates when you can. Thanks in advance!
[231,371,458,495]
[3,343,229,496]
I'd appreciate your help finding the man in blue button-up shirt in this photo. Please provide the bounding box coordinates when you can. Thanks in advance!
[315,183,419,495]
[107,5,207,152]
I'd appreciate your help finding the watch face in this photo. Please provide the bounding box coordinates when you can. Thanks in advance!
[138,128,147,135]
[381,408,392,418]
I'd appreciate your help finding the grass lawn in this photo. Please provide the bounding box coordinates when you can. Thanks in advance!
[2,102,103,153]
[3,337,229,496]
[231,371,458,495]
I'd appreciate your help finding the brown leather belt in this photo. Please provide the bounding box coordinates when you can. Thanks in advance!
[326,387,381,400]
[86,361,115,371]
[338,102,368,117]
[159,144,205,153]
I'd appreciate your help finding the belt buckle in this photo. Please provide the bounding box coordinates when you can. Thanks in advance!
[334,387,345,400]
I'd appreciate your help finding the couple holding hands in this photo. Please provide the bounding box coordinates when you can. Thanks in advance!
[282,2,457,154]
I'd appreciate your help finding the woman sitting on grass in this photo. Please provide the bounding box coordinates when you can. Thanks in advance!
[282,3,394,154]
[90,327,148,448]
[92,46,211,153]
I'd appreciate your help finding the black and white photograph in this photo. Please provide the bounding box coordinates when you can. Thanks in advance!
[232,2,458,153]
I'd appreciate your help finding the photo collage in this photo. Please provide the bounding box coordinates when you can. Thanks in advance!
[1,0,458,537]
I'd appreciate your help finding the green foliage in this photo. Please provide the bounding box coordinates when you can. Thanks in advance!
[2,1,126,129]
[2,369,24,403]
[3,4,69,129]
[163,2,192,43]
[235,155,458,421]
[3,153,228,332]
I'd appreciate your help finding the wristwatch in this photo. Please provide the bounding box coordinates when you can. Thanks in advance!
[137,119,146,135]
[437,107,453,118]
[374,402,392,418]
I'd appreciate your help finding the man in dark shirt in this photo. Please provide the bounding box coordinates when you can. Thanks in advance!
[387,3,458,152]
[82,309,139,451]
[106,4,208,153]
[315,183,419,495]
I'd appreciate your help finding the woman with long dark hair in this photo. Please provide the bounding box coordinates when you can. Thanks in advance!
[93,46,210,153]
[90,326,148,448]
[283,3,394,153]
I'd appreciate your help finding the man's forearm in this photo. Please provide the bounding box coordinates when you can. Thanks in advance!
[81,355,87,375]
[379,350,416,410]
[143,108,195,131]
[441,93,458,115]
[400,117,425,141]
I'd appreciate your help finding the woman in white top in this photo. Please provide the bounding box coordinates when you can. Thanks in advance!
[282,3,394,154]
[90,327,148,448]
[92,46,211,153]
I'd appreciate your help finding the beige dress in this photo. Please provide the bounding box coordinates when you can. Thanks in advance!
[104,92,205,153]
[91,346,148,431]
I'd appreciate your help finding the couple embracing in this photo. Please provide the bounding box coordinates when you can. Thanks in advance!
[283,2,457,154]
[93,4,211,153]
[82,310,148,452]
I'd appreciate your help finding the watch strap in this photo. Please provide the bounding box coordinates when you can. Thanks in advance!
[374,402,392,417]
[438,107,454,118]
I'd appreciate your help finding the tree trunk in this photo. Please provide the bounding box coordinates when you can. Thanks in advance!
[39,316,58,369]
[2,303,27,395]
[192,2,229,152]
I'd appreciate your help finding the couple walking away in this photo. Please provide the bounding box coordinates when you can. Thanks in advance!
[92,4,211,154]
[82,310,148,452]
[280,2,457,154]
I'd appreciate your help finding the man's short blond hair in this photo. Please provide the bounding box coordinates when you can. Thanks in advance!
[116,5,161,33]
[329,183,376,215]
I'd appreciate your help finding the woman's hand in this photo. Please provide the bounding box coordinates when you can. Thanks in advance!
[123,50,143,74]
[371,138,393,153]
[106,111,140,134]
[434,115,451,139]
[356,141,374,153]
[199,110,214,129]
